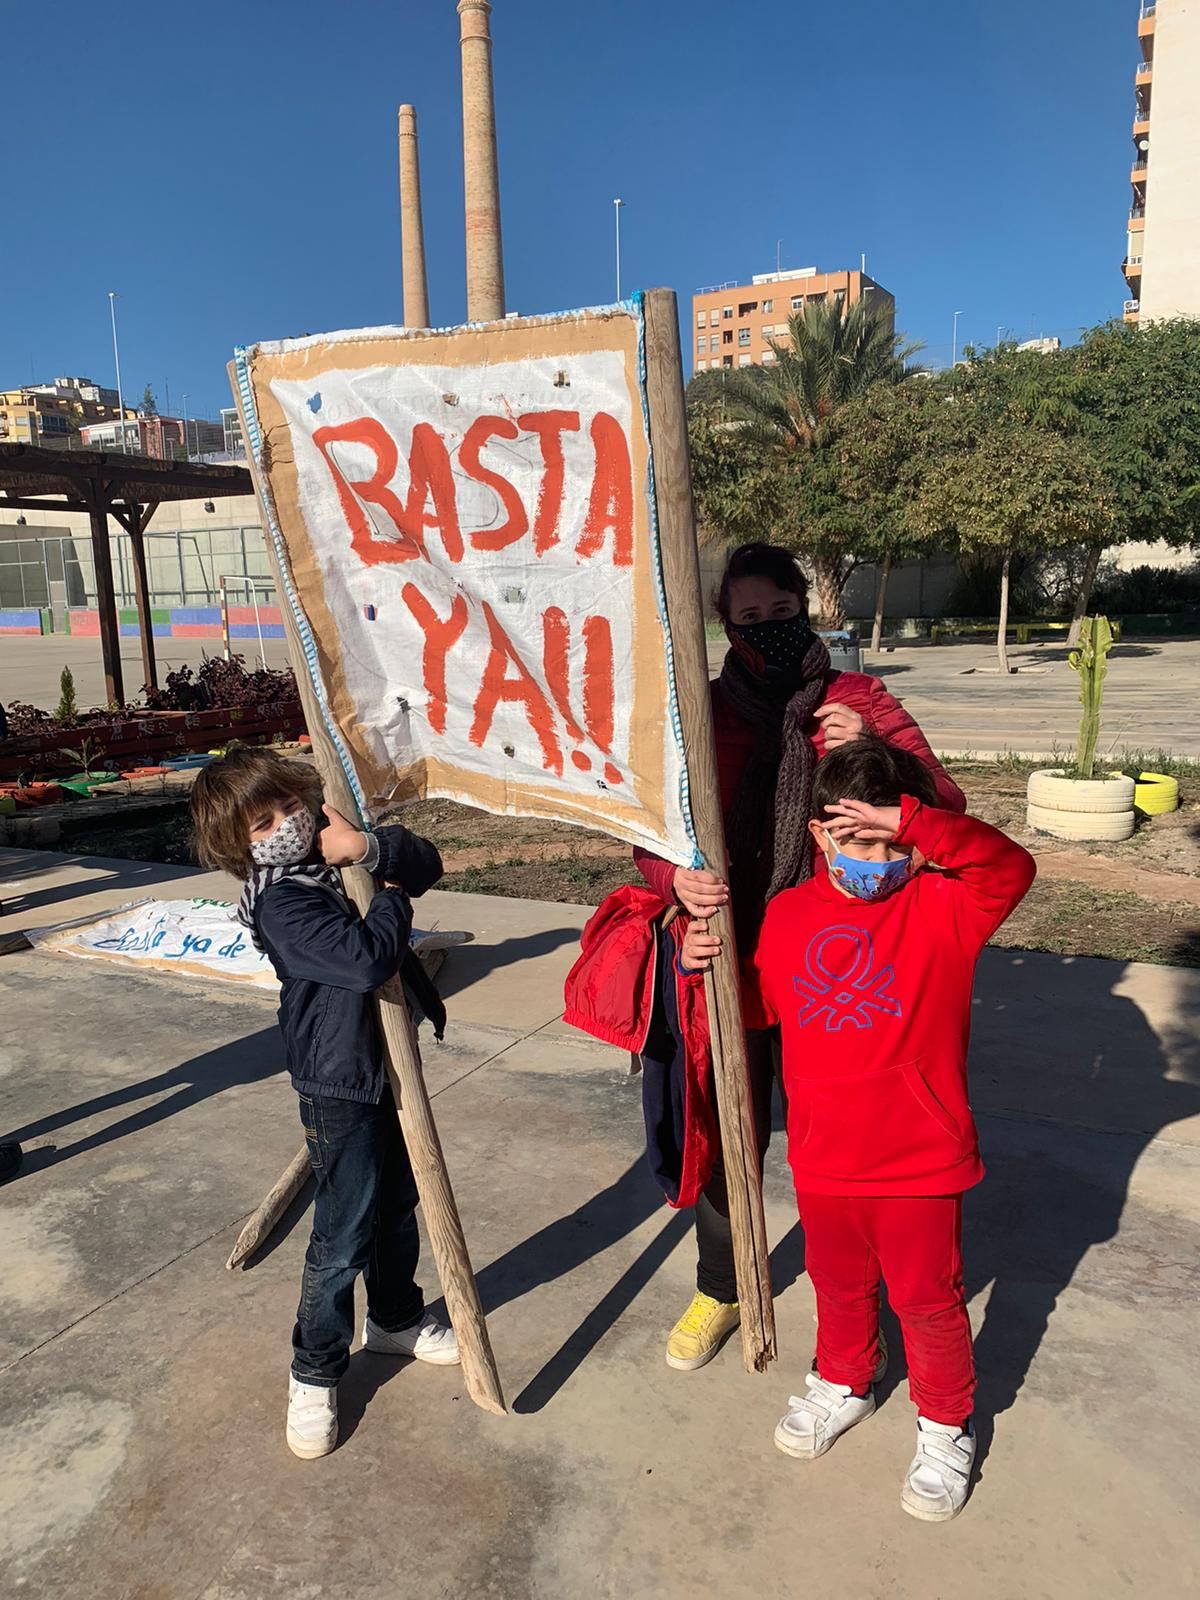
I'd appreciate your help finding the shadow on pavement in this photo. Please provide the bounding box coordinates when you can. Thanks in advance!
[434,926,583,1001]
[7,1026,282,1170]
[963,948,1200,1477]
[0,848,200,918]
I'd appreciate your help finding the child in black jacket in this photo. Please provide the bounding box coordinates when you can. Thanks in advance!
[191,748,458,1459]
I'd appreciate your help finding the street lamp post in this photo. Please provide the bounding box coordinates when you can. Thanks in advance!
[181,394,190,462]
[952,309,964,369]
[613,197,625,301]
[108,292,127,452]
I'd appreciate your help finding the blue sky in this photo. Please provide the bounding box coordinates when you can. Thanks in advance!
[2,0,1139,421]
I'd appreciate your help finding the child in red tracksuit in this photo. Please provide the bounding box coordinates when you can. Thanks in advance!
[681,735,1035,1522]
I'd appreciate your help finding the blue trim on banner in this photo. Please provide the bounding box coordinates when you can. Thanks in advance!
[631,291,702,870]
[232,346,369,823]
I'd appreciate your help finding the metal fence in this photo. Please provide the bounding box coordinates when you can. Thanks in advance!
[0,525,277,614]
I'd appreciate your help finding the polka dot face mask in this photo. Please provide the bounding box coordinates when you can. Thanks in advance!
[728,614,814,684]
[249,807,317,868]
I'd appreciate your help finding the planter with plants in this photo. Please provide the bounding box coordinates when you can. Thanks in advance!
[1026,616,1136,841]
[0,655,304,780]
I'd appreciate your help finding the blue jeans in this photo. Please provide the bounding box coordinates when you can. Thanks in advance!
[292,1084,424,1386]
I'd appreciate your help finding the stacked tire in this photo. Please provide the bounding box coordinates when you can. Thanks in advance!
[1025,769,1137,842]
[1132,771,1180,817]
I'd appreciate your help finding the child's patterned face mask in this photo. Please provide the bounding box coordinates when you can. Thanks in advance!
[250,807,316,868]
[829,849,914,903]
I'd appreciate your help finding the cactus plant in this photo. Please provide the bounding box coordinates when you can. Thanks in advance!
[1068,615,1115,779]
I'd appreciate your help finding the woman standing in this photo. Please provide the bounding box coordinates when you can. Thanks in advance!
[634,542,965,1371]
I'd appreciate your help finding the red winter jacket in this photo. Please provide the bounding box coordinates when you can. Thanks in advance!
[749,800,1037,1197]
[563,885,718,1208]
[633,670,965,909]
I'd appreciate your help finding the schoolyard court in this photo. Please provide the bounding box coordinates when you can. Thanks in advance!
[1,848,1197,1598]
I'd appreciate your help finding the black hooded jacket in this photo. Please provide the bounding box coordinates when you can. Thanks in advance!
[253,825,443,1103]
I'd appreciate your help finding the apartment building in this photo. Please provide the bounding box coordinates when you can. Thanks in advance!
[691,266,895,372]
[0,376,135,448]
[1123,1,1200,323]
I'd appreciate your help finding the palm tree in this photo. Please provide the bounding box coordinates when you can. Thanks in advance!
[719,297,922,624]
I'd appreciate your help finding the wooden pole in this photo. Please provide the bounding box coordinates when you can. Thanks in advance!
[640,289,777,1373]
[226,1145,312,1270]
[86,493,125,708]
[112,499,160,692]
[230,366,506,1414]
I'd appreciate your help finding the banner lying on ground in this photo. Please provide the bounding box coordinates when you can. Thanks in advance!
[25,898,470,989]
[232,299,696,866]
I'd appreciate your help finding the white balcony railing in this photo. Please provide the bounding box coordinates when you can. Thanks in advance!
[1140,3,1156,19]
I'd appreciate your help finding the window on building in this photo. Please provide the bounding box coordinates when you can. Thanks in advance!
[738,328,751,346]
[696,310,706,327]
[791,295,803,310]
[762,349,777,364]
[809,292,826,307]
[761,325,773,339]
[833,289,846,306]
[722,329,733,345]
[738,301,758,317]
[697,336,707,353]
[722,356,733,368]
[708,310,719,326]
[722,306,733,320]
[738,354,753,367]
[762,298,774,313]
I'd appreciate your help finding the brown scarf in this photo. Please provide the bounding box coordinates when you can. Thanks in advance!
[718,631,832,951]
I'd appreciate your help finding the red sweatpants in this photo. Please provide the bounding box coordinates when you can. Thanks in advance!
[798,1192,975,1425]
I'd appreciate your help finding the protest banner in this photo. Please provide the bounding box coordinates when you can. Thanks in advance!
[231,290,775,1383]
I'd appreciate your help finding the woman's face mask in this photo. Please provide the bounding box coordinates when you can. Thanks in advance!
[249,805,317,868]
[728,613,814,683]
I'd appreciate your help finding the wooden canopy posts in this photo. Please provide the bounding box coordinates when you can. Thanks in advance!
[0,443,252,705]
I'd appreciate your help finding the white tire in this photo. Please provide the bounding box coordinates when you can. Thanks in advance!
[1026,802,1136,841]
[1026,769,1136,814]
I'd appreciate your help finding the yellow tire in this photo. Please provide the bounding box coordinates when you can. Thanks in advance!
[1134,772,1180,816]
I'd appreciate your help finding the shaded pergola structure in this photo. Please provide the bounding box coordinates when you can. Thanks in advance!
[0,443,253,706]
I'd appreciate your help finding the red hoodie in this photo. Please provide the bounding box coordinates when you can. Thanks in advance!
[634,670,966,908]
[750,800,1036,1199]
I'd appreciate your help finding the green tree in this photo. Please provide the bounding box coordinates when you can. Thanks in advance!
[689,297,922,624]
[141,385,158,416]
[832,379,948,648]
[914,420,1112,674]
[1062,317,1200,636]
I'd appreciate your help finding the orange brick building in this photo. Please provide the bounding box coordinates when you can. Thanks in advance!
[691,267,895,372]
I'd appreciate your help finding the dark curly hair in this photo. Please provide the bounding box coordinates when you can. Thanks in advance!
[714,542,809,622]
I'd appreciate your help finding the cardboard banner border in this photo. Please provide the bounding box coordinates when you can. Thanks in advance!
[233,295,700,864]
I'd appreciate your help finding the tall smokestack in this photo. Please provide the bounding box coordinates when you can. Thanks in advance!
[398,104,430,327]
[458,0,506,321]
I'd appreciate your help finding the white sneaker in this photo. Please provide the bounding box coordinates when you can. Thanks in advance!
[901,1417,976,1522]
[774,1371,877,1460]
[363,1312,460,1366]
[286,1376,338,1460]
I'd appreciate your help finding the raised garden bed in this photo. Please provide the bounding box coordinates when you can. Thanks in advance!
[0,703,305,781]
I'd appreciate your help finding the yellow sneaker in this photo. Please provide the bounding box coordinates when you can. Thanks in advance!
[665,1292,740,1371]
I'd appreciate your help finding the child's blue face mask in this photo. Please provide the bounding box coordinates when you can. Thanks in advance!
[829,849,913,903]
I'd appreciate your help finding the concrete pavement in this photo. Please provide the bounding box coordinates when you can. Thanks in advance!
[5,631,1200,761]
[1,847,1198,1596]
